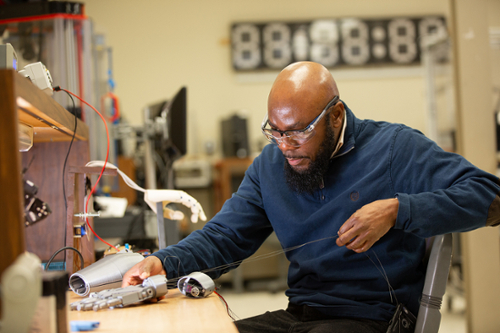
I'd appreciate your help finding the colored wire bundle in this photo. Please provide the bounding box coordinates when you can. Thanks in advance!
[54,86,118,252]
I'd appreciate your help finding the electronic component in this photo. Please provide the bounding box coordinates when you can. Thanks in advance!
[177,272,215,298]
[386,303,417,333]
[221,113,249,158]
[24,178,52,226]
[173,158,212,188]
[70,275,168,311]
[18,61,54,96]
[0,43,18,70]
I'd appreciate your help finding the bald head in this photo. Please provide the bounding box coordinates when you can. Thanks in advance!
[268,62,339,116]
[266,62,341,138]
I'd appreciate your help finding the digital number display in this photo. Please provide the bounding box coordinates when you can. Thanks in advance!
[231,16,447,70]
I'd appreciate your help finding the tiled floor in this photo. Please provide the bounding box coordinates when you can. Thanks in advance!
[218,289,466,332]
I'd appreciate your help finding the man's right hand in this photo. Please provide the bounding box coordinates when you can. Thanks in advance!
[122,256,166,287]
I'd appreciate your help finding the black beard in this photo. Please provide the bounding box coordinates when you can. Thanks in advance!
[284,122,336,195]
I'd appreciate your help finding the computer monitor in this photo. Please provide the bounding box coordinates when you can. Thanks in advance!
[144,86,187,190]
[147,86,187,162]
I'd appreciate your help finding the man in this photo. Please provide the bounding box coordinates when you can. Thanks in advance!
[123,62,500,333]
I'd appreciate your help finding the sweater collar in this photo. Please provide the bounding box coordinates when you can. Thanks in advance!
[330,108,347,158]
[332,101,356,158]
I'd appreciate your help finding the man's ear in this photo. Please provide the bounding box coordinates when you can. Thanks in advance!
[330,103,344,128]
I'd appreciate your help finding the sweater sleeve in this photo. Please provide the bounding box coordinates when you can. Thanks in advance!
[151,156,273,280]
[390,126,500,237]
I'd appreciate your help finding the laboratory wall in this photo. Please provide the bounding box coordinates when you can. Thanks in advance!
[83,0,498,157]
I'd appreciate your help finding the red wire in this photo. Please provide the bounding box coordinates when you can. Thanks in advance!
[214,291,231,317]
[60,88,118,251]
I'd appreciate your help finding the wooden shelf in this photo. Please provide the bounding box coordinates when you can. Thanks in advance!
[12,69,88,142]
[0,69,93,276]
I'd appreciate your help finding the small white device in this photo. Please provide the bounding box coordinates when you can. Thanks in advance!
[19,62,54,96]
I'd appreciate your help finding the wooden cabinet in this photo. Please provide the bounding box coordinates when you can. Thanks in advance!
[0,69,94,276]
[213,157,253,213]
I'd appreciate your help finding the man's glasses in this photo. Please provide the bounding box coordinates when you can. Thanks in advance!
[261,95,339,147]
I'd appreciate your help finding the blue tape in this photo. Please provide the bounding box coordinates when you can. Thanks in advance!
[70,321,100,331]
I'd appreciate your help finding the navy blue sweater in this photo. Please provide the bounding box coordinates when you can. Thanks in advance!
[153,105,500,321]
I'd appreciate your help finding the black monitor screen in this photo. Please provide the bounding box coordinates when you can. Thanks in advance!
[148,86,187,162]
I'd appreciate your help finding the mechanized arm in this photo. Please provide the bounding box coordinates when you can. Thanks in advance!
[85,161,206,223]
[70,275,168,311]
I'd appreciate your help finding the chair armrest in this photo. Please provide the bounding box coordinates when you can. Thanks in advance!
[414,233,453,333]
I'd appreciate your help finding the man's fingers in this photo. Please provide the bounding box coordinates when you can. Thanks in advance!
[336,233,354,246]
[121,257,166,289]
[121,260,152,287]
[346,232,380,253]
[344,234,367,251]
[122,274,142,287]
[347,239,370,253]
[336,222,361,246]
[337,226,375,252]
[336,198,399,252]
[338,216,357,236]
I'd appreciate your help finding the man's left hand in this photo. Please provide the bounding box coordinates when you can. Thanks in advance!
[336,198,399,253]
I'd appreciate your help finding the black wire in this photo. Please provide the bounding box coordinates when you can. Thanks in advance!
[364,250,399,305]
[61,90,77,211]
[56,89,77,267]
[44,246,84,271]
[22,154,36,174]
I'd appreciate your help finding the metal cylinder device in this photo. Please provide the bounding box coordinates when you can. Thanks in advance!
[69,252,144,296]
[177,272,215,298]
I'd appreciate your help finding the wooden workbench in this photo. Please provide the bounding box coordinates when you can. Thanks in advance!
[69,289,238,332]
